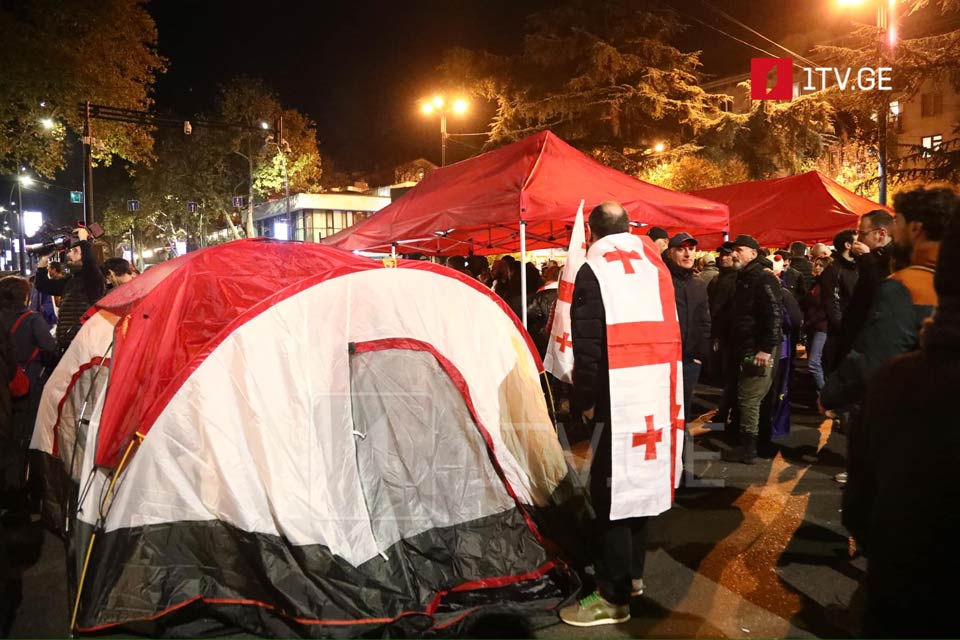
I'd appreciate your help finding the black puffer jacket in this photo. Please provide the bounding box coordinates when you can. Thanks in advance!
[667,258,711,362]
[570,264,608,420]
[733,257,783,356]
[821,254,859,334]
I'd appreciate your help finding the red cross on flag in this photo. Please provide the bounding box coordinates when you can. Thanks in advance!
[543,200,586,383]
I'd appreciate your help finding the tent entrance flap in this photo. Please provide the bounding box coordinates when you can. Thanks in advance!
[348,347,515,556]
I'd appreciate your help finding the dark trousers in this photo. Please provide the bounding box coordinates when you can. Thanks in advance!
[594,516,649,605]
[681,359,702,424]
[716,346,739,425]
[589,413,650,605]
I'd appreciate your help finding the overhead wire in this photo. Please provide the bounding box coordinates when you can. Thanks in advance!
[655,0,787,62]
[696,0,821,68]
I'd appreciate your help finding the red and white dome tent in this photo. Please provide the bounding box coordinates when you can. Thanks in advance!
[31,239,577,637]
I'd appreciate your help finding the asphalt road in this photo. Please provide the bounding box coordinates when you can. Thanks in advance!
[4,363,863,638]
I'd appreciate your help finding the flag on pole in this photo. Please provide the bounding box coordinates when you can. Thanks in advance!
[543,200,586,382]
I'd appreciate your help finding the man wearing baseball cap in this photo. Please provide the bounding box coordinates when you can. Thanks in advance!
[664,232,711,436]
[722,235,782,464]
[708,242,740,427]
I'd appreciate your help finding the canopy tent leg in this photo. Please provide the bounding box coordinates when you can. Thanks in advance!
[391,242,397,258]
[520,220,527,329]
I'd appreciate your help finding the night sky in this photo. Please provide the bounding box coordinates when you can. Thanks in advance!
[148,0,860,171]
[17,0,869,227]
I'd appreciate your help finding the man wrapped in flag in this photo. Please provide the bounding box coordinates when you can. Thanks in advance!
[559,202,684,627]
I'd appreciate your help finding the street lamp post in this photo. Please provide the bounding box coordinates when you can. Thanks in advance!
[421,96,468,167]
[840,0,896,205]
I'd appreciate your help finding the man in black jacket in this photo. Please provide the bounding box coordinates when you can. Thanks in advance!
[722,235,783,464]
[820,229,859,372]
[842,200,959,637]
[836,210,893,362]
[35,228,106,353]
[664,232,711,423]
[708,243,739,424]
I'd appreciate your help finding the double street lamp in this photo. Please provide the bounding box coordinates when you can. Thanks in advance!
[421,95,468,167]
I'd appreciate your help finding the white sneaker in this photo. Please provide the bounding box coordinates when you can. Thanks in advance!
[835,472,848,484]
[631,578,645,596]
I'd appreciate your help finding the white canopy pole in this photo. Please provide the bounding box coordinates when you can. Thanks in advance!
[520,220,528,329]
[391,242,397,258]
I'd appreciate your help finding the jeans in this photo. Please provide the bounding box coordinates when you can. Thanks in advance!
[807,331,827,390]
[737,346,780,437]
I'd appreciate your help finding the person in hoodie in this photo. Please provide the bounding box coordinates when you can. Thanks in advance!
[664,232,711,426]
[722,235,783,465]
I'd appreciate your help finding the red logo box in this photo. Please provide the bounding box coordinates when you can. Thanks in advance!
[751,58,793,100]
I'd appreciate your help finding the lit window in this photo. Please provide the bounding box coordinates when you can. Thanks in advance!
[921,134,943,157]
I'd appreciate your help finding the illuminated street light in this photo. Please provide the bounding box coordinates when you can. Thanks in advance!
[260,121,270,130]
[420,95,469,166]
[18,175,34,187]
[838,0,897,204]
[653,142,666,153]
[40,118,54,130]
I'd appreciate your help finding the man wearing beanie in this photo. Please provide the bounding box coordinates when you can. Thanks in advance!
[842,186,959,637]
[821,186,954,414]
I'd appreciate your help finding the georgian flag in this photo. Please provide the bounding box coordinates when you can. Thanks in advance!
[543,201,586,383]
[585,231,684,520]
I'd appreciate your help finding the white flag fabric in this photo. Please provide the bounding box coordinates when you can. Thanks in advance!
[543,201,586,383]
[584,231,684,520]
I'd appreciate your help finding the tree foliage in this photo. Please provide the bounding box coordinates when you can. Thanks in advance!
[440,0,726,172]
[638,155,749,192]
[0,0,166,177]
[815,1,960,188]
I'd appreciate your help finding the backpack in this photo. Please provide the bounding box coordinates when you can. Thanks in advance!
[8,311,39,399]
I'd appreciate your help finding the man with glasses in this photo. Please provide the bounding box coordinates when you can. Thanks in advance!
[836,210,895,364]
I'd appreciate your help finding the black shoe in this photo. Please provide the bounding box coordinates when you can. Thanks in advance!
[721,436,758,465]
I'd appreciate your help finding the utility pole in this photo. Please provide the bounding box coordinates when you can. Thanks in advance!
[82,101,95,225]
[17,171,26,275]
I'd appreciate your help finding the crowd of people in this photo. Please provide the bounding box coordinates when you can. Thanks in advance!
[1,185,958,635]
[440,185,958,635]
[0,230,137,523]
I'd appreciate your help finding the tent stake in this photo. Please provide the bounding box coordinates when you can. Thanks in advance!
[520,220,527,328]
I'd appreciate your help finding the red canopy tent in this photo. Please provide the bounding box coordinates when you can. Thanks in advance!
[322,131,729,256]
[691,170,890,248]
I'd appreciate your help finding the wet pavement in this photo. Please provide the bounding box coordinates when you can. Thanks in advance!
[3,364,863,638]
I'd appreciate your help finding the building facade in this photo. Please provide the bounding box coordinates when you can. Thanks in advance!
[252,192,391,243]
